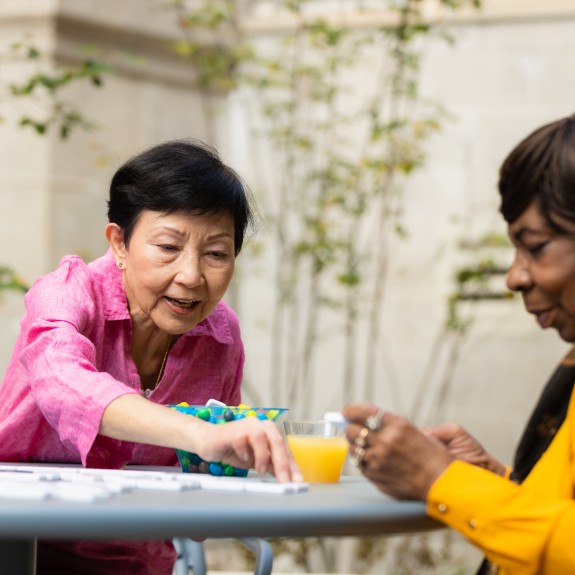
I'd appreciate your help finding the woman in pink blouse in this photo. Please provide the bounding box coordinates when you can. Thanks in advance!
[0,139,301,574]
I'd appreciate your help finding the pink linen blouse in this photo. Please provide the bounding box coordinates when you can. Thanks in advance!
[0,249,244,574]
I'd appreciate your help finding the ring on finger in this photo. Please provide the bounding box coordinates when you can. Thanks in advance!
[366,410,383,432]
[351,446,365,467]
[354,427,370,449]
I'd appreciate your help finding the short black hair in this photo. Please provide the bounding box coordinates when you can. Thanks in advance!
[499,115,575,232]
[107,139,257,254]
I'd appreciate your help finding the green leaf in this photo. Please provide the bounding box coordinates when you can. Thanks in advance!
[27,46,40,59]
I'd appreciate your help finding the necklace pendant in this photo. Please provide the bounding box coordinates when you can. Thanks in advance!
[140,333,173,399]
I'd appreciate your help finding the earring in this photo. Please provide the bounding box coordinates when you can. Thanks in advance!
[118,261,124,269]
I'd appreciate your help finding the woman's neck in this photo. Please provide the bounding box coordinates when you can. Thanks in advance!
[131,329,175,393]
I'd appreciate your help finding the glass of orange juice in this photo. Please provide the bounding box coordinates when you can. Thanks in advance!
[284,420,348,483]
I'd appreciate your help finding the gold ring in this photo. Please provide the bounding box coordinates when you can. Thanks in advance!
[366,410,383,432]
[355,427,370,449]
[351,446,365,467]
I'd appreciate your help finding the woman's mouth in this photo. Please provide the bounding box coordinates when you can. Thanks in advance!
[164,296,200,310]
[534,309,553,329]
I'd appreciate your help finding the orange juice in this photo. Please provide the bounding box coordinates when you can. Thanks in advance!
[287,435,348,483]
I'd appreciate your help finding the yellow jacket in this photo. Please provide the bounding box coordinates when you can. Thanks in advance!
[427,389,575,575]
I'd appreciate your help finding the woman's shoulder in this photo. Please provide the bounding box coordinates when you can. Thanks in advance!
[29,254,92,293]
[24,251,121,320]
[30,252,112,292]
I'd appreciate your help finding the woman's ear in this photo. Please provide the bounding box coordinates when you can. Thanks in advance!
[105,223,127,264]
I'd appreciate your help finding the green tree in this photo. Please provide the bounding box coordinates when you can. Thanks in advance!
[167,0,484,417]
[1,38,110,138]
[166,1,496,572]
[0,37,111,295]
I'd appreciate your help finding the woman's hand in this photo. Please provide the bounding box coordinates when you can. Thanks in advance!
[192,416,303,483]
[101,395,302,483]
[342,403,454,501]
[423,422,507,476]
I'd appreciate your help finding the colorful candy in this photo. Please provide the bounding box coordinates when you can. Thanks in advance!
[170,404,288,477]
[196,408,211,421]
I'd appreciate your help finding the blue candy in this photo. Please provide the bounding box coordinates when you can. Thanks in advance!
[209,463,224,476]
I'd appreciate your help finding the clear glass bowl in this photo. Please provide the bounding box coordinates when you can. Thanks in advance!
[169,404,288,477]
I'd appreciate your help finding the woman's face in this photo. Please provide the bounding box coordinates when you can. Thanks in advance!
[108,210,236,335]
[507,200,575,342]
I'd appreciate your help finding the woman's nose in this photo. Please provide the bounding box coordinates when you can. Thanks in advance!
[506,251,532,292]
[175,255,204,287]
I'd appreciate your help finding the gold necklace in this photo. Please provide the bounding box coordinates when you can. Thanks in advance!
[156,334,173,387]
[144,334,173,398]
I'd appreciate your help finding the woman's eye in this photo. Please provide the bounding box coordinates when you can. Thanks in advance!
[159,244,178,252]
[208,251,227,258]
[526,242,548,255]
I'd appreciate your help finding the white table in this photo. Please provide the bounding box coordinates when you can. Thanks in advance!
[0,466,442,574]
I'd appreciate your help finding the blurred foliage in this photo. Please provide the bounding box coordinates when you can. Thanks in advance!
[165,0,485,414]
[171,0,250,92]
[165,0,491,573]
[229,531,477,574]
[0,38,112,298]
[1,39,111,139]
[408,229,513,427]
[0,267,28,298]
[448,231,514,334]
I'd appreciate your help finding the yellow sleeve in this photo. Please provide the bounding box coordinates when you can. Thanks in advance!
[426,460,573,575]
[541,506,575,572]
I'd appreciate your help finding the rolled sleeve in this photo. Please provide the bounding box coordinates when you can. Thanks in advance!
[19,319,138,465]
[10,255,139,466]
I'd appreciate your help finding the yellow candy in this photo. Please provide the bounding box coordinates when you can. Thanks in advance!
[245,410,257,417]
[237,403,251,409]
[267,409,279,420]
[177,402,189,407]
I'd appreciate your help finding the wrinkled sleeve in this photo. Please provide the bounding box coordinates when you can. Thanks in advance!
[17,258,138,465]
[426,460,575,575]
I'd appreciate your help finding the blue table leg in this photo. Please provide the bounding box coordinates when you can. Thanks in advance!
[237,538,273,575]
[0,539,37,575]
[173,538,273,575]
[173,538,207,575]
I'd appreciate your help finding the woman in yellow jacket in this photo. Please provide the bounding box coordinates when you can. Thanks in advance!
[344,114,575,575]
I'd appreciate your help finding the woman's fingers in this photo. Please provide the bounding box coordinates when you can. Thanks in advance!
[261,421,303,482]
[244,421,281,476]
[423,422,464,441]
[343,405,454,500]
[342,403,381,424]
[235,421,272,475]
[423,423,502,473]
[205,418,303,483]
